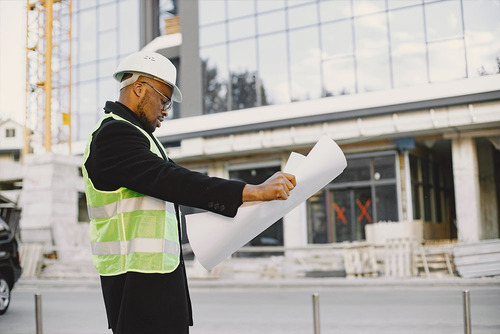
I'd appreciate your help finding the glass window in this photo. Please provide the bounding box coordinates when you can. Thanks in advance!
[335,157,371,183]
[288,3,318,29]
[199,0,226,25]
[463,0,500,76]
[98,58,117,81]
[389,7,428,87]
[289,26,322,101]
[118,0,139,56]
[229,39,257,110]
[257,9,286,35]
[201,45,229,113]
[319,0,351,22]
[322,20,354,58]
[258,33,290,104]
[307,190,328,243]
[227,0,254,19]
[78,63,96,83]
[387,0,422,10]
[78,0,96,10]
[79,81,97,113]
[374,155,396,180]
[98,78,116,110]
[428,39,466,82]
[323,57,356,96]
[355,13,391,92]
[99,30,117,59]
[98,4,116,32]
[200,23,226,46]
[425,0,463,41]
[375,184,398,222]
[79,9,97,63]
[256,0,285,13]
[352,0,386,16]
[228,17,255,41]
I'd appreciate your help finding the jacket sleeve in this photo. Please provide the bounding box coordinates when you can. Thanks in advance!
[85,120,245,218]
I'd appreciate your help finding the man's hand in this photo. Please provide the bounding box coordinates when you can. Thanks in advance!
[242,172,296,202]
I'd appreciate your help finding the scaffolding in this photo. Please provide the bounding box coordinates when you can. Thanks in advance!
[25,0,72,155]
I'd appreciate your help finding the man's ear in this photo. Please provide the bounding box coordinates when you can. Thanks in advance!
[132,81,145,98]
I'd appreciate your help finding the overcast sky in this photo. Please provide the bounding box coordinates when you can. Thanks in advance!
[0,0,26,124]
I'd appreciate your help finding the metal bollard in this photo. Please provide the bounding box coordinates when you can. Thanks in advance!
[463,290,471,334]
[312,293,320,334]
[35,293,43,334]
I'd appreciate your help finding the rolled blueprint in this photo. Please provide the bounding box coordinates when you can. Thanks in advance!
[186,135,347,270]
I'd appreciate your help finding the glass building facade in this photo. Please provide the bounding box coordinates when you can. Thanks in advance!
[199,0,499,114]
[197,0,499,244]
[71,0,140,141]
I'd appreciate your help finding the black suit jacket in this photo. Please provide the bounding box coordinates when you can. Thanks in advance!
[85,101,246,333]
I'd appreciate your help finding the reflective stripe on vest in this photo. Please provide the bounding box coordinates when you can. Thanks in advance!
[91,238,180,256]
[87,196,176,220]
[82,112,180,276]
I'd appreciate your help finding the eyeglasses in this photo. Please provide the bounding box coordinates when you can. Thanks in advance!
[140,81,172,111]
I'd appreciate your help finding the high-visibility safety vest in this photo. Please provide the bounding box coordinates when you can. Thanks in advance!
[82,112,180,276]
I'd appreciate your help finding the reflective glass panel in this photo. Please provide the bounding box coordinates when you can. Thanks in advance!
[79,81,97,113]
[288,3,318,29]
[227,0,254,19]
[335,158,371,183]
[257,9,286,35]
[355,14,391,92]
[229,39,257,110]
[201,45,229,113]
[323,57,356,96]
[98,78,116,110]
[200,23,226,46]
[428,39,466,82]
[389,7,428,87]
[199,0,226,25]
[307,190,328,243]
[98,58,117,81]
[352,0,386,16]
[228,17,256,41]
[330,189,352,242]
[118,0,139,56]
[256,0,286,13]
[374,155,396,180]
[78,0,96,10]
[98,4,116,32]
[375,184,398,222]
[425,0,463,41]
[322,20,353,58]
[289,26,322,101]
[78,63,96,83]
[79,9,97,63]
[258,33,290,104]
[99,30,117,59]
[319,0,352,22]
[463,0,500,76]
[387,0,422,10]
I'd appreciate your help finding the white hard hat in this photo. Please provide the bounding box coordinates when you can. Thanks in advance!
[113,51,182,103]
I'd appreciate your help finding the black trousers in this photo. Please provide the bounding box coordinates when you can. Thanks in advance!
[100,267,192,334]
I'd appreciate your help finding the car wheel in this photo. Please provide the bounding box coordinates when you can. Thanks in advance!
[0,274,11,315]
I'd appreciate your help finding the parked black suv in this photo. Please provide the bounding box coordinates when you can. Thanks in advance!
[0,195,22,315]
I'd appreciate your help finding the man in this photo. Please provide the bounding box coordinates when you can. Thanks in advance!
[82,51,296,334]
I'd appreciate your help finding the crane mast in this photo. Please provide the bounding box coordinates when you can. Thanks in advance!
[25,0,72,155]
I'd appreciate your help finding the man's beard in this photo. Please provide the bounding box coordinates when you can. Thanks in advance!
[136,95,155,133]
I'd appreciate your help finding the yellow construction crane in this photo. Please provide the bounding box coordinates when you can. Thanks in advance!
[25,0,72,156]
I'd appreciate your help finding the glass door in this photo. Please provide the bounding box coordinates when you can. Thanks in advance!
[329,187,372,242]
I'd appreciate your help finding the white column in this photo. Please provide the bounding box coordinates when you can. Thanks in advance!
[451,137,481,242]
